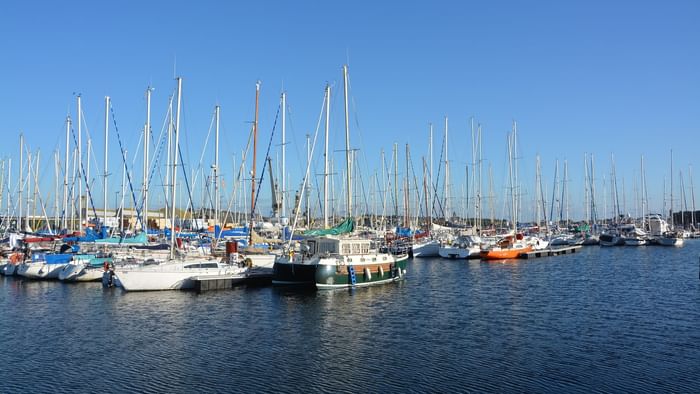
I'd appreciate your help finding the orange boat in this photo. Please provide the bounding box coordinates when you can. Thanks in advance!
[480,244,532,260]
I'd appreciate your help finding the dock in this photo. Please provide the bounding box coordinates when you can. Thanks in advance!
[193,268,273,292]
[519,245,582,259]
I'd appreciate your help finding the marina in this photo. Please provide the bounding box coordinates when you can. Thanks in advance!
[2,1,699,392]
[1,241,699,392]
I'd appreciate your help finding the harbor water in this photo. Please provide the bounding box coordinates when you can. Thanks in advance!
[1,242,699,393]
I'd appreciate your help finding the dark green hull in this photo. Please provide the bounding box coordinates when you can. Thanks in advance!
[315,259,407,289]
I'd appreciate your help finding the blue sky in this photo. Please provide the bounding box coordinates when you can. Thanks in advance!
[1,1,698,222]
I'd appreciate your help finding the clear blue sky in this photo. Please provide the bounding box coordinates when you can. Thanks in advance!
[1,1,698,222]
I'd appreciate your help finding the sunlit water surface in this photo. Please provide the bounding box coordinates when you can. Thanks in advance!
[2,242,699,393]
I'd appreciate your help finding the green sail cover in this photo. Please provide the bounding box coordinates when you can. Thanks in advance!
[303,218,355,236]
[574,223,590,232]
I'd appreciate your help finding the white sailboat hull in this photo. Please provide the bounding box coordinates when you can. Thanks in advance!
[655,236,684,247]
[58,263,104,282]
[412,240,440,257]
[438,245,480,259]
[17,262,68,279]
[116,262,248,291]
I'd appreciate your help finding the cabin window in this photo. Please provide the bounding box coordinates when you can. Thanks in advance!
[185,263,218,269]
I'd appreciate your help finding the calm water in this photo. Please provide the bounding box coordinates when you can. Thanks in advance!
[2,242,700,393]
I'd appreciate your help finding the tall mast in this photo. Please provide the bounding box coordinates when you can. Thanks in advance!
[342,65,352,218]
[690,165,696,230]
[444,116,449,222]
[77,95,82,233]
[103,96,110,230]
[590,154,597,226]
[170,77,183,260]
[513,120,519,227]
[428,123,433,228]
[144,88,151,232]
[535,155,541,228]
[306,134,311,225]
[281,91,287,220]
[250,81,260,237]
[165,96,173,210]
[33,151,41,231]
[471,118,476,228]
[214,105,220,229]
[641,155,646,230]
[478,124,483,231]
[508,131,516,233]
[323,84,330,228]
[62,118,70,231]
[25,152,32,231]
[393,143,398,224]
[18,133,23,232]
[405,143,410,227]
[54,152,59,229]
[670,149,674,227]
[86,139,91,224]
[5,159,10,230]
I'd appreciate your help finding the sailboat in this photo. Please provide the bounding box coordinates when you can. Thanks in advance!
[273,66,407,288]
[480,122,532,260]
[114,78,249,291]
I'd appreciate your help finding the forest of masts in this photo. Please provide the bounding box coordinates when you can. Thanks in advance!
[1,78,697,236]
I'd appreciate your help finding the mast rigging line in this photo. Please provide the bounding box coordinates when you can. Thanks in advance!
[109,103,143,229]
[251,103,281,222]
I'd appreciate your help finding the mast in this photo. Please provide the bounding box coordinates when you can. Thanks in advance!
[18,133,23,232]
[5,159,11,232]
[393,143,398,225]
[33,151,40,231]
[342,65,352,218]
[641,155,646,231]
[304,134,311,227]
[165,96,173,211]
[405,143,410,227]
[281,91,287,220]
[467,116,479,229]
[428,123,433,228]
[513,120,519,227]
[690,165,696,230]
[477,123,483,231]
[444,116,449,222]
[535,154,542,228]
[54,152,59,229]
[422,157,428,228]
[86,139,91,224]
[170,77,182,260]
[103,96,110,230]
[25,152,32,231]
[590,154,597,226]
[144,88,151,232]
[214,105,220,229]
[670,149,674,228]
[249,81,260,240]
[323,84,330,228]
[508,130,516,233]
[77,95,82,233]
